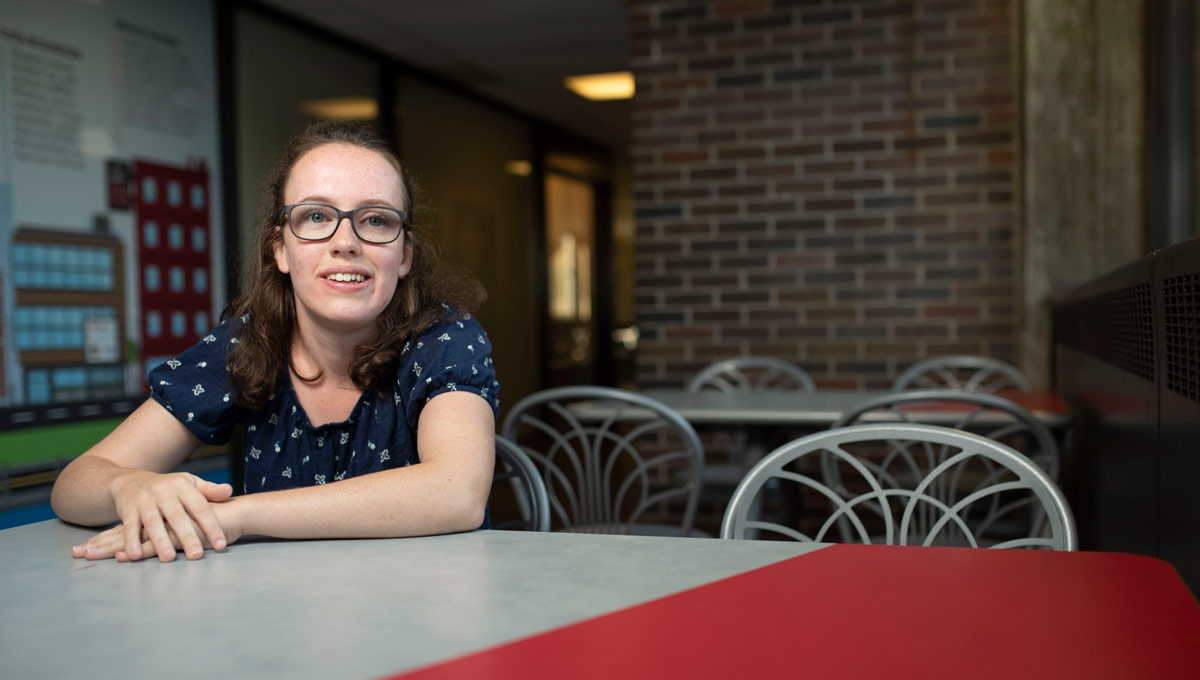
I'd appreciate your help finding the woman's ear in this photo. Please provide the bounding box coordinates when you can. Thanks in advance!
[398,242,413,279]
[272,226,290,274]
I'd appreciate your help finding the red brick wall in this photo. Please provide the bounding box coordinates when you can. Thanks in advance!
[629,0,1019,389]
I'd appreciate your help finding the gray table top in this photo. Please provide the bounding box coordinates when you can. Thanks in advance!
[0,520,822,680]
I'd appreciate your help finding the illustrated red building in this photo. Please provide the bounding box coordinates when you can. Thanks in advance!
[133,159,212,375]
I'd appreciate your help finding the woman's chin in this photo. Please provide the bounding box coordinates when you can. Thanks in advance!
[300,307,387,336]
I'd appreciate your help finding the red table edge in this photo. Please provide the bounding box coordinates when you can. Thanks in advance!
[386,544,1200,680]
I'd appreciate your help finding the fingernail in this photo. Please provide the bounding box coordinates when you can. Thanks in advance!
[215,538,227,550]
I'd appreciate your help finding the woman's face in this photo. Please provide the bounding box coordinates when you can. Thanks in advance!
[273,142,412,338]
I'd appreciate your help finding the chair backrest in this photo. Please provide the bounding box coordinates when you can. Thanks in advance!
[831,390,1060,480]
[687,357,816,394]
[500,386,704,536]
[721,423,1076,551]
[491,435,551,531]
[892,355,1032,393]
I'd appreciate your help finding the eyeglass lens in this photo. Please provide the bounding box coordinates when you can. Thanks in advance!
[287,203,404,244]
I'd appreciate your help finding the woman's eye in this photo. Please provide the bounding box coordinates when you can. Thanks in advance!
[365,216,385,227]
[305,211,327,224]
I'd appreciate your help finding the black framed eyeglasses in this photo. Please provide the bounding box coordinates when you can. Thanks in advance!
[281,202,407,244]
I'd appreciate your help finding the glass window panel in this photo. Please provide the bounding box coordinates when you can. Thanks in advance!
[398,72,539,403]
[171,311,187,337]
[167,180,182,206]
[146,311,162,338]
[168,224,184,250]
[143,221,159,248]
[142,177,157,203]
[169,266,185,292]
[145,265,160,291]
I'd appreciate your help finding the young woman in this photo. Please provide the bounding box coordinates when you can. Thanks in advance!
[51,121,499,562]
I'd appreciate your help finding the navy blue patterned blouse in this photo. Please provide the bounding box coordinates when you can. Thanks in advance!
[148,306,500,496]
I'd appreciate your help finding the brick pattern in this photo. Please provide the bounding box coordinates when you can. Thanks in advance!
[630,0,1019,389]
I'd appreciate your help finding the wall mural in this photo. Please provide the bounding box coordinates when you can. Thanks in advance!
[0,0,222,473]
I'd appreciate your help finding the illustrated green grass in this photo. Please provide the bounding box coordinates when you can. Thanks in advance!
[0,420,121,467]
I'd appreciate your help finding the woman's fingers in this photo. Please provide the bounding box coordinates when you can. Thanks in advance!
[137,498,177,562]
[196,479,233,503]
[180,492,227,552]
[161,501,207,560]
[144,476,215,561]
[72,524,126,560]
[119,536,169,562]
[165,475,228,557]
[121,510,144,561]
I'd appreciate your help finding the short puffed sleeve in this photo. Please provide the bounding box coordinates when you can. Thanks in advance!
[401,310,500,431]
[148,319,242,445]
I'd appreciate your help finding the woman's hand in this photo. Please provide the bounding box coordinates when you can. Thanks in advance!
[71,471,234,562]
[71,497,243,562]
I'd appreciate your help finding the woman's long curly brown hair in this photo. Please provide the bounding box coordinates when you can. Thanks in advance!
[225,120,484,409]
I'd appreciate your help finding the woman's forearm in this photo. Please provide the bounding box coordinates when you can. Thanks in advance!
[227,460,489,539]
[51,399,203,527]
[50,456,133,526]
[225,391,498,541]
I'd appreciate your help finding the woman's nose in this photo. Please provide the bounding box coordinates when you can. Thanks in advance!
[329,216,362,253]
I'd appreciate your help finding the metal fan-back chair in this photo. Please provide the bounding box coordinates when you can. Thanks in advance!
[831,390,1059,480]
[892,355,1032,394]
[687,357,816,394]
[500,386,704,537]
[490,435,551,531]
[687,358,816,513]
[827,392,1060,543]
[721,424,1076,551]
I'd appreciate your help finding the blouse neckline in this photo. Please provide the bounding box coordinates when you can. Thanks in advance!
[282,371,371,432]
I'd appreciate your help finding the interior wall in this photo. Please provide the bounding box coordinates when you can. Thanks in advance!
[629,0,1023,389]
[397,76,540,416]
[1021,0,1145,386]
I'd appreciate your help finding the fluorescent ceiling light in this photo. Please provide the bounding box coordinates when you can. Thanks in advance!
[563,71,634,101]
[298,96,378,121]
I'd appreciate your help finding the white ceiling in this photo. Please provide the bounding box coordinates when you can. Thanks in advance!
[254,0,632,150]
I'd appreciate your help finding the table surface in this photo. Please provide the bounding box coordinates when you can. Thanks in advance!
[635,388,1072,427]
[0,520,816,680]
[6,521,1199,680]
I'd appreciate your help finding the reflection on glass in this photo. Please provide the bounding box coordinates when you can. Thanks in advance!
[546,174,594,323]
[545,172,596,373]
